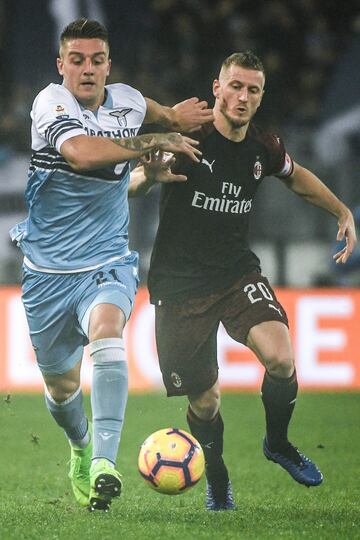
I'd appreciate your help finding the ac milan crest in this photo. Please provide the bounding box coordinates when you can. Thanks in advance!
[253,159,262,180]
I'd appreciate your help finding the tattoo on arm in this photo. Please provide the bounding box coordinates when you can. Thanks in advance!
[112,133,180,153]
[112,134,157,152]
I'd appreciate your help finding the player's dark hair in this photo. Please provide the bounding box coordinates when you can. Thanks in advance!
[60,18,109,48]
[222,51,265,76]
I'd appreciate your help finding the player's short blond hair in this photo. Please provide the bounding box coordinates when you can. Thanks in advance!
[221,51,265,78]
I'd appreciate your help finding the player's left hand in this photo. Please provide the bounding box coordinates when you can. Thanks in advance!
[141,150,187,183]
[333,210,357,264]
[172,97,214,132]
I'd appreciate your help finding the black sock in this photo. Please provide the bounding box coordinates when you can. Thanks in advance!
[186,406,228,480]
[261,369,298,451]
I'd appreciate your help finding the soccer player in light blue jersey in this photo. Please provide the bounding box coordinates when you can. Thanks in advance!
[10,18,213,511]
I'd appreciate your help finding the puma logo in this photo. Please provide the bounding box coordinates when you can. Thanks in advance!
[268,304,282,316]
[204,441,214,449]
[201,158,215,173]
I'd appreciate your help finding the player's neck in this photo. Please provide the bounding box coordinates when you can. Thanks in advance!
[78,94,104,112]
[76,90,106,112]
[213,115,248,142]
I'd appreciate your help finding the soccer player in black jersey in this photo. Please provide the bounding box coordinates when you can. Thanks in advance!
[131,52,357,510]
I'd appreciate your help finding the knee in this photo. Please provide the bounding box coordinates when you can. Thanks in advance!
[90,322,123,341]
[45,380,80,403]
[90,310,125,341]
[189,386,221,421]
[89,305,126,341]
[264,353,295,379]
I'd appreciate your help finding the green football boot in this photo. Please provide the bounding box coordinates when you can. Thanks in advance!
[68,436,92,507]
[89,459,122,512]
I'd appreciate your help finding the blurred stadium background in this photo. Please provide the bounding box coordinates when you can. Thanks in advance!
[0,0,359,394]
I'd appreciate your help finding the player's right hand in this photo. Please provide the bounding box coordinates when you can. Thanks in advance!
[172,97,214,132]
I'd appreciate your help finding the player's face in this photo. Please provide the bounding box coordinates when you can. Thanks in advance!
[57,38,111,110]
[213,65,264,128]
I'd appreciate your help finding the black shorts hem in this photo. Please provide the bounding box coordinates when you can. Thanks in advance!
[164,370,219,397]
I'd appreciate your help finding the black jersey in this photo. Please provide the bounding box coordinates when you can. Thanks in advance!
[148,123,294,304]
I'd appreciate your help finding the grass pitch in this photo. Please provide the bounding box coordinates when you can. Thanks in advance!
[1,392,359,540]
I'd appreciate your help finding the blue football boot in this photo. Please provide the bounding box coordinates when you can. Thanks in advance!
[263,438,323,487]
[205,464,236,511]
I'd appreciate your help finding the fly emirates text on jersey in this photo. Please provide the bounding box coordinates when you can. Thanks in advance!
[191,181,252,214]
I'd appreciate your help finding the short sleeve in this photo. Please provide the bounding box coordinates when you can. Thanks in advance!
[267,133,294,178]
[31,84,86,152]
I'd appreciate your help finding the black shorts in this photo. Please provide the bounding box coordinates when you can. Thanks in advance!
[155,272,289,397]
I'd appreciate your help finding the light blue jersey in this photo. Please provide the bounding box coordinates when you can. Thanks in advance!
[10,83,147,271]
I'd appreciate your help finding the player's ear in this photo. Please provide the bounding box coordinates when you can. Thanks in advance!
[257,88,265,108]
[213,79,220,98]
[57,57,64,76]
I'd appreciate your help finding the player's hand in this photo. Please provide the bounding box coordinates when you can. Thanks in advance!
[141,150,187,183]
[333,210,357,264]
[157,132,202,162]
[172,97,214,132]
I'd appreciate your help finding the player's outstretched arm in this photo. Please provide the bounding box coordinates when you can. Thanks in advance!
[129,151,187,198]
[61,132,201,171]
[144,97,214,132]
[281,161,357,264]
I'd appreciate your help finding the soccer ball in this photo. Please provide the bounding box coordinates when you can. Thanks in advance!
[138,427,205,495]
